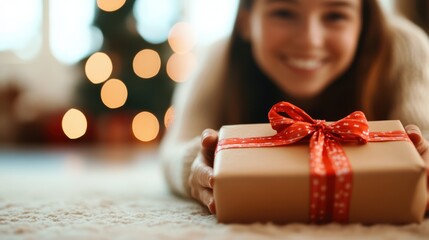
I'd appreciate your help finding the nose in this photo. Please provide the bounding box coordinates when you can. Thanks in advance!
[293,17,324,49]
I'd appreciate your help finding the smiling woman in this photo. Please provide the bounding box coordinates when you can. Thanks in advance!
[160,0,429,217]
[241,0,362,99]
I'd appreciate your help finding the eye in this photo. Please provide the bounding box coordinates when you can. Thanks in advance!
[324,12,348,22]
[270,9,295,19]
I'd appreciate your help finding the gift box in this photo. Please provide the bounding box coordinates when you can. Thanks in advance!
[213,102,427,224]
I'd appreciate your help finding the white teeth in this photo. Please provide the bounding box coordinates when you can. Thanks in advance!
[288,58,322,70]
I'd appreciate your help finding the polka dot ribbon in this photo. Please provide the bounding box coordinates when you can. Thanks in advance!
[215,101,410,224]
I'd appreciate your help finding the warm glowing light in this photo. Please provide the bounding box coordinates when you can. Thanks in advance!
[133,49,161,79]
[168,22,196,53]
[97,0,127,12]
[50,0,100,64]
[166,52,197,82]
[0,0,42,58]
[164,106,175,129]
[132,112,160,142]
[133,0,180,44]
[101,79,128,109]
[85,52,112,84]
[62,108,87,139]
[187,0,239,46]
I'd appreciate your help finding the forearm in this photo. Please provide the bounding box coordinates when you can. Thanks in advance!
[160,136,200,198]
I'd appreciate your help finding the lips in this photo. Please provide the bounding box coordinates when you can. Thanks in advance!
[287,58,323,71]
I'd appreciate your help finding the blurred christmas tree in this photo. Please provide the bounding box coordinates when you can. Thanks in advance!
[75,0,176,143]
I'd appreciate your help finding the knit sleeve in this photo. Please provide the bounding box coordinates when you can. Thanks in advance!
[159,39,228,198]
[387,16,429,140]
[160,136,200,198]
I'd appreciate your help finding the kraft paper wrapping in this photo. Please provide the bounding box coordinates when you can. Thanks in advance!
[213,120,427,224]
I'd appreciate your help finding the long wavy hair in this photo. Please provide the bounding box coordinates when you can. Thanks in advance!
[219,0,392,125]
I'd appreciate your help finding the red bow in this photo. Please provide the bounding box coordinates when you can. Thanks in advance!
[216,102,409,223]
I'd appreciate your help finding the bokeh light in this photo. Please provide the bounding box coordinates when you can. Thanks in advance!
[168,22,196,54]
[133,0,179,44]
[50,0,99,65]
[166,52,197,82]
[187,0,239,47]
[133,49,161,79]
[0,0,42,53]
[85,52,113,84]
[164,106,175,129]
[132,112,159,142]
[96,0,127,12]
[62,108,87,139]
[100,79,128,109]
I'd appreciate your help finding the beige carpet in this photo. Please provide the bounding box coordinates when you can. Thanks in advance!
[1,148,428,240]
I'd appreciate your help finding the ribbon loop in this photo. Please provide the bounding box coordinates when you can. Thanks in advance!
[268,102,316,132]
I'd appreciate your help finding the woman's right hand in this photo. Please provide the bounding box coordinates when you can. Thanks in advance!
[188,129,218,214]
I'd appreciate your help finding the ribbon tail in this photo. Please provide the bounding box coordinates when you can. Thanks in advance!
[309,131,329,223]
[309,132,352,224]
[216,134,306,153]
[325,139,352,223]
[369,130,410,142]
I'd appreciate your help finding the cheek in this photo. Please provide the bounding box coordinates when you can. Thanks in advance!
[331,29,360,64]
[250,16,288,51]
[249,27,277,68]
[326,34,359,77]
[251,26,289,68]
[261,25,292,51]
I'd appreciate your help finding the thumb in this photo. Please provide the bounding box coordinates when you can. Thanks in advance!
[405,125,429,155]
[201,129,219,165]
[201,129,219,151]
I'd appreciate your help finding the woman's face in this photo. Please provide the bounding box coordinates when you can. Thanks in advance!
[242,0,362,99]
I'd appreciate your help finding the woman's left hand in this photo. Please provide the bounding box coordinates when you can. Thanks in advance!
[405,125,429,211]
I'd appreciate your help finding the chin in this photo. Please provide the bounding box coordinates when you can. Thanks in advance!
[286,88,323,101]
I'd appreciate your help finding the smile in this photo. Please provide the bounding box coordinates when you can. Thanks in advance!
[287,58,323,71]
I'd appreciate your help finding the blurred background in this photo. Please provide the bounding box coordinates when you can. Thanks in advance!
[0,0,427,148]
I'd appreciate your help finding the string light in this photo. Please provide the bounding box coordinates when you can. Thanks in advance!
[132,112,159,142]
[164,106,175,129]
[133,49,161,79]
[166,52,196,82]
[168,22,196,54]
[62,108,87,139]
[100,79,128,109]
[85,52,112,84]
[97,0,127,12]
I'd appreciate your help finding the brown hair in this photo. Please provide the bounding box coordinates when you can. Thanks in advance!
[355,0,393,120]
[220,0,393,124]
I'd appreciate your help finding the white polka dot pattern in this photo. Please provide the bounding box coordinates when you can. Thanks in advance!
[216,102,410,224]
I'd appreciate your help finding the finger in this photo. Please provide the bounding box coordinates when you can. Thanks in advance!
[194,155,214,188]
[427,190,429,212]
[405,125,429,155]
[209,198,216,214]
[201,129,219,163]
[201,129,218,149]
[197,186,216,214]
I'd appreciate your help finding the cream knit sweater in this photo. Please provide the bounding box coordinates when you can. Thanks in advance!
[160,16,429,198]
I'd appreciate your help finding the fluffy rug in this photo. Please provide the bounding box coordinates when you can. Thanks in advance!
[1,148,428,240]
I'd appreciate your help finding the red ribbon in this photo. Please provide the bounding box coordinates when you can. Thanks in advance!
[215,101,410,224]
